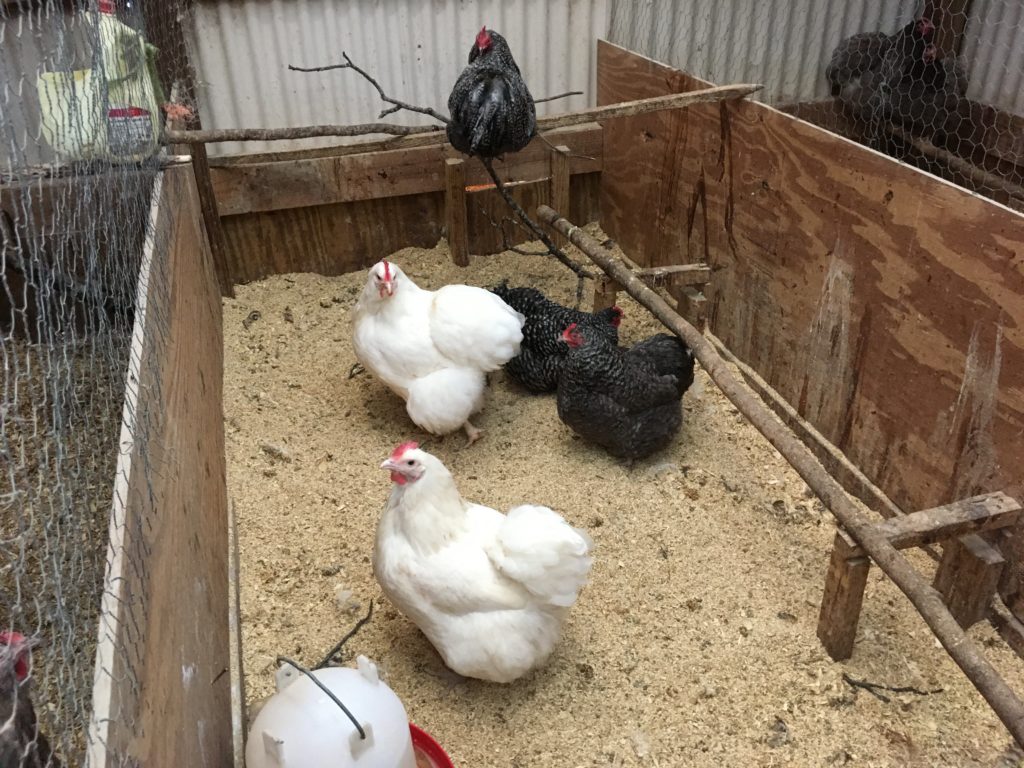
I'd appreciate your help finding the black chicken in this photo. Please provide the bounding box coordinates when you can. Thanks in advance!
[556,324,695,461]
[828,17,934,115]
[490,281,622,392]
[447,27,537,158]
[883,44,968,133]
[0,631,59,768]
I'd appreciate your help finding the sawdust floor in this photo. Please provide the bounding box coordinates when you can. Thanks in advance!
[224,237,1024,768]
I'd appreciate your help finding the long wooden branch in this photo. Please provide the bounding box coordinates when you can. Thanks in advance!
[163,84,761,145]
[536,204,1024,747]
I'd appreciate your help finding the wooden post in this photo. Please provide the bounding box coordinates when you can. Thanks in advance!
[934,538,1005,629]
[817,530,872,661]
[679,286,707,333]
[444,158,470,267]
[592,277,620,312]
[549,145,571,248]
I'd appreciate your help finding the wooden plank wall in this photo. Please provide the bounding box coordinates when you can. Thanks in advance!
[209,126,602,284]
[88,163,231,766]
[596,41,1024,614]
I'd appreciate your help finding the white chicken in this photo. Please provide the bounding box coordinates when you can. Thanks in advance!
[352,259,525,445]
[374,442,594,683]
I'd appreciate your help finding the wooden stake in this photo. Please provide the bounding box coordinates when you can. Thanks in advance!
[444,158,469,267]
[817,530,871,662]
[549,145,571,248]
[935,538,1005,629]
[592,277,620,312]
[190,141,234,298]
[679,286,707,333]
[536,204,1024,747]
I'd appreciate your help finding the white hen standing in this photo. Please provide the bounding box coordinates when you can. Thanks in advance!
[374,442,593,683]
[352,260,525,445]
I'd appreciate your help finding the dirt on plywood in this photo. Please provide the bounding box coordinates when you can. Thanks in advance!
[223,236,1024,768]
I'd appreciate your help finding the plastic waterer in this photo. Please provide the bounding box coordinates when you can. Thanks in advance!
[246,655,455,768]
[37,0,161,163]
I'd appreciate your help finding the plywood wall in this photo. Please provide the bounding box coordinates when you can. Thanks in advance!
[88,163,231,766]
[596,40,1024,614]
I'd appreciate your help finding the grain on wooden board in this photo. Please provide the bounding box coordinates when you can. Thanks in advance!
[223,234,1024,767]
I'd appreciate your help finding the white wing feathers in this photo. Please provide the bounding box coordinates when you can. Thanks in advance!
[486,504,594,608]
[429,285,525,371]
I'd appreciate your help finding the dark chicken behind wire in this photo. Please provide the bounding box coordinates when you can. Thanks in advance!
[490,281,622,392]
[556,325,695,461]
[447,27,537,158]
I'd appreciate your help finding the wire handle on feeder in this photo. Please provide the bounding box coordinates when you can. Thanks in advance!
[275,656,367,740]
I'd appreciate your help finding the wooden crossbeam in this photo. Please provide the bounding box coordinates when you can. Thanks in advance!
[818,491,1021,660]
[843,492,1022,558]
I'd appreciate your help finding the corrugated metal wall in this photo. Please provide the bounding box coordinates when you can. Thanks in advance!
[607,0,1024,114]
[962,0,1024,117]
[608,0,917,104]
[187,0,611,157]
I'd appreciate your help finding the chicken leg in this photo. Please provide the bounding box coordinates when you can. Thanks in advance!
[462,420,483,447]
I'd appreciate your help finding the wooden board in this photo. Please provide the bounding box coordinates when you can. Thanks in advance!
[88,163,231,766]
[210,124,603,216]
[596,40,1024,614]
[221,172,601,285]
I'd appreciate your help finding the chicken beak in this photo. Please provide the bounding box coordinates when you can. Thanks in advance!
[379,280,394,298]
[380,458,401,472]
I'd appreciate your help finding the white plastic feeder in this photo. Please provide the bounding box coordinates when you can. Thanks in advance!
[246,655,416,768]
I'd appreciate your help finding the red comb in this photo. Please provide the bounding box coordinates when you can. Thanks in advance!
[382,260,391,281]
[476,27,491,48]
[0,631,30,681]
[390,441,419,460]
[566,322,578,332]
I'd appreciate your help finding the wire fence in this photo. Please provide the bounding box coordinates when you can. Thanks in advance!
[1,1,192,764]
[609,0,1024,212]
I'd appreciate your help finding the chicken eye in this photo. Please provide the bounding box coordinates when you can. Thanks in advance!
[407,460,415,466]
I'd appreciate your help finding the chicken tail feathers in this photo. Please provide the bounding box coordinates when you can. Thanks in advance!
[488,505,593,608]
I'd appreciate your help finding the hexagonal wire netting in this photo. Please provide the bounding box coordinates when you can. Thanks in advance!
[609,0,1024,212]
[1,0,193,764]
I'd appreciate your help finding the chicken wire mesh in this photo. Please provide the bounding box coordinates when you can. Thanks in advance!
[1,0,194,764]
[608,0,1024,212]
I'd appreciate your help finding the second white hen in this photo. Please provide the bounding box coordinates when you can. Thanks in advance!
[374,442,593,683]
[352,259,525,444]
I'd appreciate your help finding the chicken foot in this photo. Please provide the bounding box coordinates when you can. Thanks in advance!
[462,420,483,447]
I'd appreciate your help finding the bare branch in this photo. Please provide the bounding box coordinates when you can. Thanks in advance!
[480,158,592,306]
[163,84,760,146]
[289,53,450,125]
[533,90,584,104]
[165,123,438,144]
[477,205,550,256]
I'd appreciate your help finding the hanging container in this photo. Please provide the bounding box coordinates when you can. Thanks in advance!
[246,655,453,768]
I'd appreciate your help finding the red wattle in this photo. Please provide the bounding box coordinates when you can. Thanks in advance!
[391,471,407,485]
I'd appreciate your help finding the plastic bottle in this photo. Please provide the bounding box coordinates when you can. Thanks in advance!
[37,0,161,163]
[94,0,161,162]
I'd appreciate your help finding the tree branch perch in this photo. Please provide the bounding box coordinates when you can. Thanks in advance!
[163,84,761,145]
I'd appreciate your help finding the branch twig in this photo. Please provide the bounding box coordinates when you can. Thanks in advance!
[290,53,450,124]
[480,158,592,306]
[315,600,374,669]
[533,90,583,104]
[162,83,760,145]
[843,673,944,703]
[478,204,550,256]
